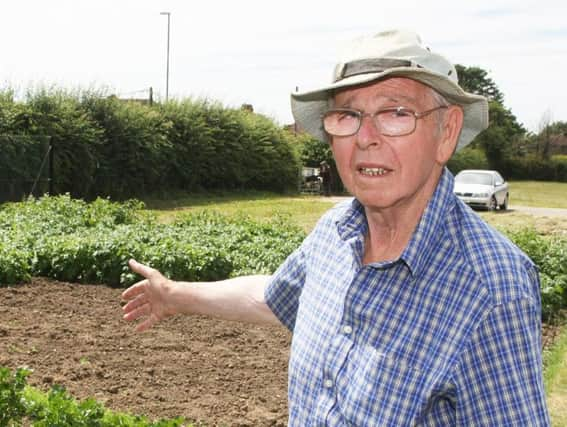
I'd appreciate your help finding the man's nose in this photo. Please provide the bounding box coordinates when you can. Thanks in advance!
[356,114,383,149]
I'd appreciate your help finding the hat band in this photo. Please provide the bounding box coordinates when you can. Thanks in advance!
[336,58,415,82]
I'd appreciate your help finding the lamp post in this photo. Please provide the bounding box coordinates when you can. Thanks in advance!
[160,11,171,102]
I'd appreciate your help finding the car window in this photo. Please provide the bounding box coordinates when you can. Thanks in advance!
[494,173,504,185]
[455,172,493,186]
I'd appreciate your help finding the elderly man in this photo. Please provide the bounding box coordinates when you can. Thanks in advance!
[122,30,550,425]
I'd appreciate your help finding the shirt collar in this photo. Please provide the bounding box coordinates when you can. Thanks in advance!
[334,168,456,276]
[335,198,368,242]
[401,169,455,276]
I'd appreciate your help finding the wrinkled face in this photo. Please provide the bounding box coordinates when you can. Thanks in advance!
[329,77,460,213]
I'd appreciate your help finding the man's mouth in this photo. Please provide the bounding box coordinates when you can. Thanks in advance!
[358,167,388,176]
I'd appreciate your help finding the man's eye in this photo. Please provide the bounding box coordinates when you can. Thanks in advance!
[337,111,358,121]
[392,108,412,118]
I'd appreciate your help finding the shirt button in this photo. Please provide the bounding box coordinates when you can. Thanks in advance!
[324,379,334,388]
[342,325,353,335]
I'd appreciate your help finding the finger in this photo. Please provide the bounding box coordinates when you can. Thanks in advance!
[123,303,151,322]
[121,280,148,301]
[122,293,148,314]
[128,259,158,279]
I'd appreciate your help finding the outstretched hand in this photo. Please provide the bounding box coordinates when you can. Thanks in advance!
[121,259,174,332]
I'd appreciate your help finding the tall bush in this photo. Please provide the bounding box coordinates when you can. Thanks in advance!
[0,87,302,199]
[447,147,489,174]
[81,95,173,198]
[17,88,104,197]
[500,155,567,182]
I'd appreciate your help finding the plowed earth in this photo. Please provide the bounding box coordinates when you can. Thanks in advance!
[0,278,291,426]
[0,278,561,426]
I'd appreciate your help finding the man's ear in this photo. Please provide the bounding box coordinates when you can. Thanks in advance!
[436,105,464,164]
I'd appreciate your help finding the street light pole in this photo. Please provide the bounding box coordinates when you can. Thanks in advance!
[160,12,171,102]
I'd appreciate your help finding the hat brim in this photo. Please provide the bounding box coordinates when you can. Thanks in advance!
[291,68,488,152]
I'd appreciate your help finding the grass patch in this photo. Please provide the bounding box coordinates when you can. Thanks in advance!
[544,324,567,426]
[508,181,567,209]
[478,210,567,236]
[144,188,567,236]
[144,191,336,232]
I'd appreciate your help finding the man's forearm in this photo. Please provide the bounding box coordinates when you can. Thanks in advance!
[169,275,281,326]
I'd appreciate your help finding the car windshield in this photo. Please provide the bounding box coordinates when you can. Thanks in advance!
[456,172,493,185]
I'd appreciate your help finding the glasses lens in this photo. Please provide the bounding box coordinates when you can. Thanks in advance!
[323,110,360,136]
[377,109,415,136]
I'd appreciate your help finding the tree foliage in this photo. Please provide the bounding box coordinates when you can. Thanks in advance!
[535,117,567,159]
[455,65,526,170]
[455,64,504,104]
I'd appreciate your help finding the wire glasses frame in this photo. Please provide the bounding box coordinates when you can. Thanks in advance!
[322,105,448,138]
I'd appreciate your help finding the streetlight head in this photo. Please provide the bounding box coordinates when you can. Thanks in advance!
[160,11,170,15]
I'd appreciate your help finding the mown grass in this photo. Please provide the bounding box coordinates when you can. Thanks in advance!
[144,191,335,232]
[144,181,567,235]
[509,181,567,209]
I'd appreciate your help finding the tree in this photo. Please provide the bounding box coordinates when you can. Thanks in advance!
[537,109,554,160]
[455,65,504,104]
[296,132,332,168]
[474,101,525,170]
[535,111,567,159]
[455,65,526,169]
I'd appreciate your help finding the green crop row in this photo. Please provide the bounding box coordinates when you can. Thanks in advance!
[0,194,305,287]
[0,366,187,426]
[507,228,567,323]
[1,195,566,322]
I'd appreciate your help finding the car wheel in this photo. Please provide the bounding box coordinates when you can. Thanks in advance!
[499,194,509,211]
[488,196,497,211]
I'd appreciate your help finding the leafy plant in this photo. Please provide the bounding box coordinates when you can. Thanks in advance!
[508,228,567,322]
[0,366,187,426]
[0,366,30,425]
[0,195,305,287]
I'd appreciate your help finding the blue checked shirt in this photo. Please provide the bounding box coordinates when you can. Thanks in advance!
[265,169,550,426]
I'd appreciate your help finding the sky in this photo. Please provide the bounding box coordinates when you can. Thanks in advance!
[2,0,566,133]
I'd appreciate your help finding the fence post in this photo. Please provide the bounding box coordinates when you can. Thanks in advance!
[49,137,54,195]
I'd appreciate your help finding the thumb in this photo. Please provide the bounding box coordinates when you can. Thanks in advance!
[128,259,156,279]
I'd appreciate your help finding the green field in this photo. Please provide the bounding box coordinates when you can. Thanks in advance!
[144,180,567,235]
[145,191,333,232]
[508,181,567,209]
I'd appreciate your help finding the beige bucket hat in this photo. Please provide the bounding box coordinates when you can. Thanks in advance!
[291,29,489,151]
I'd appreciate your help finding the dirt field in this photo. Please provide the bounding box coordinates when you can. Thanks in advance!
[0,278,561,426]
[0,278,291,426]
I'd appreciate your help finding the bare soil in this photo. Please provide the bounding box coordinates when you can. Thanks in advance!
[0,278,291,426]
[0,278,561,426]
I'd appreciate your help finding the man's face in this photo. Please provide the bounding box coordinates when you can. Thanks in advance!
[329,77,459,213]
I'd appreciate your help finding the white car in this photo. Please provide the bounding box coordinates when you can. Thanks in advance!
[454,169,509,211]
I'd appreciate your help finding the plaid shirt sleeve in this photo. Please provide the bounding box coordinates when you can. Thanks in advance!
[451,296,550,426]
[264,243,307,331]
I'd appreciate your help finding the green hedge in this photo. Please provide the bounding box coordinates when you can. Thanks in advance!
[446,147,489,174]
[447,146,567,183]
[0,88,302,200]
[499,156,567,182]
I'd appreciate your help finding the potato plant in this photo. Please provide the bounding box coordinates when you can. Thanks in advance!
[0,194,305,287]
[0,367,186,426]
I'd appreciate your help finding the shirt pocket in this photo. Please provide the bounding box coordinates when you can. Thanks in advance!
[337,345,433,427]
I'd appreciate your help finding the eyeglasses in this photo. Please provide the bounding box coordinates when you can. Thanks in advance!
[322,105,448,138]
